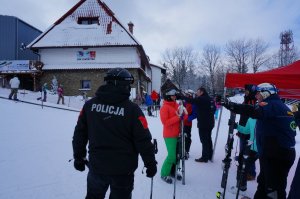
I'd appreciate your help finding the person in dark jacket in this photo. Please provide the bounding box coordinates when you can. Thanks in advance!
[223,83,296,199]
[179,87,215,163]
[236,84,257,181]
[72,68,157,199]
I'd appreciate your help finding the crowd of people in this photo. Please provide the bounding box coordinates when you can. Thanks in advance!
[71,68,298,199]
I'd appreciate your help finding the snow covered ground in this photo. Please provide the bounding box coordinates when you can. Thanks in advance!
[0,88,299,199]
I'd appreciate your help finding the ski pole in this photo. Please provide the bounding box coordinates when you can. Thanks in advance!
[149,138,158,199]
[173,163,178,199]
[150,177,153,199]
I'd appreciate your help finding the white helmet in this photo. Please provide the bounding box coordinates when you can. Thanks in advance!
[256,83,278,99]
[165,89,177,96]
[186,89,195,95]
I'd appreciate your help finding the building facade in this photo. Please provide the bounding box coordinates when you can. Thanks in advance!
[28,0,153,101]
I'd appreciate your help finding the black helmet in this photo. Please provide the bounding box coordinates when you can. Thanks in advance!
[104,68,134,86]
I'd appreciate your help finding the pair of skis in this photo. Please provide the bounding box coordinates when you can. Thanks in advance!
[216,110,252,199]
[173,100,186,199]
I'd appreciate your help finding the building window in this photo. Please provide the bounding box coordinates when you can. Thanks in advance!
[78,17,99,25]
[80,80,91,90]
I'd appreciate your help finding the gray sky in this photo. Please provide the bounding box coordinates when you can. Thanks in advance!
[1,0,300,65]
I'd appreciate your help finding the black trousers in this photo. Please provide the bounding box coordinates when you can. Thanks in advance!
[198,128,213,160]
[254,149,295,199]
[86,171,134,199]
[184,125,192,153]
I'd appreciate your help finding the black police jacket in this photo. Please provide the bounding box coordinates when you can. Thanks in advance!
[72,84,156,175]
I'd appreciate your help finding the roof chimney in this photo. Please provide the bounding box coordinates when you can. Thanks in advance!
[128,21,134,34]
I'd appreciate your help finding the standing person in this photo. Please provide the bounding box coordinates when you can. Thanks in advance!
[234,117,258,191]
[8,75,20,100]
[151,90,159,109]
[42,83,48,102]
[236,84,257,180]
[72,68,157,199]
[144,91,153,116]
[160,89,187,184]
[183,89,194,159]
[223,83,296,199]
[178,87,215,163]
[57,84,64,105]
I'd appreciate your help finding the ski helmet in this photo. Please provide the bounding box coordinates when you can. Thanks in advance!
[164,89,177,101]
[256,83,278,99]
[104,68,134,87]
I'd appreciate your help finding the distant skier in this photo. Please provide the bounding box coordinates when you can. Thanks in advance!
[144,91,153,116]
[72,68,157,199]
[57,84,64,105]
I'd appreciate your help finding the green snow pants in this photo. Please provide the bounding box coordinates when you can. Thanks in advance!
[161,137,177,177]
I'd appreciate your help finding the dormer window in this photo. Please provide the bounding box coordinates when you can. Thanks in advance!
[78,17,99,25]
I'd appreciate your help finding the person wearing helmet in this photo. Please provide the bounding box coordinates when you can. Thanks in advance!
[223,83,296,199]
[72,68,157,199]
[160,88,187,184]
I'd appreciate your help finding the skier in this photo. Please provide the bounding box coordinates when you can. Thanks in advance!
[160,88,187,184]
[72,68,157,199]
[223,83,296,199]
[183,89,195,159]
[144,91,153,116]
[57,84,64,105]
[236,84,257,181]
[8,75,20,101]
[232,117,258,193]
[177,87,215,163]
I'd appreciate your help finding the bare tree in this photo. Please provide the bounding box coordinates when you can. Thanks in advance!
[200,44,222,94]
[162,47,197,89]
[251,38,270,73]
[225,38,253,73]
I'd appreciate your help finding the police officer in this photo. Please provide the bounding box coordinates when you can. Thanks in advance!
[223,83,296,199]
[72,68,157,199]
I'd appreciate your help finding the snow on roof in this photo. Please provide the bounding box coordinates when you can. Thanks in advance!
[30,0,139,48]
[42,62,141,70]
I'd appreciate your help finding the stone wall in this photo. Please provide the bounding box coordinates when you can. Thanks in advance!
[40,69,147,98]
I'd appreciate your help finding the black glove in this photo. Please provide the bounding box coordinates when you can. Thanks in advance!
[74,158,86,172]
[146,161,157,178]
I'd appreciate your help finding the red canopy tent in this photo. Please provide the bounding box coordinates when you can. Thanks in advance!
[224,60,300,99]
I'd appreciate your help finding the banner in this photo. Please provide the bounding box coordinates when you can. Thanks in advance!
[0,60,30,71]
[77,51,96,60]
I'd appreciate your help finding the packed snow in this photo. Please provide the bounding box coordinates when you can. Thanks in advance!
[0,88,299,199]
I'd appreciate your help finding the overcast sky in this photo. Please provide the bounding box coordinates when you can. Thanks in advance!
[1,0,300,65]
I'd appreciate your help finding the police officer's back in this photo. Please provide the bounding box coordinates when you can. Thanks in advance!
[72,68,157,199]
